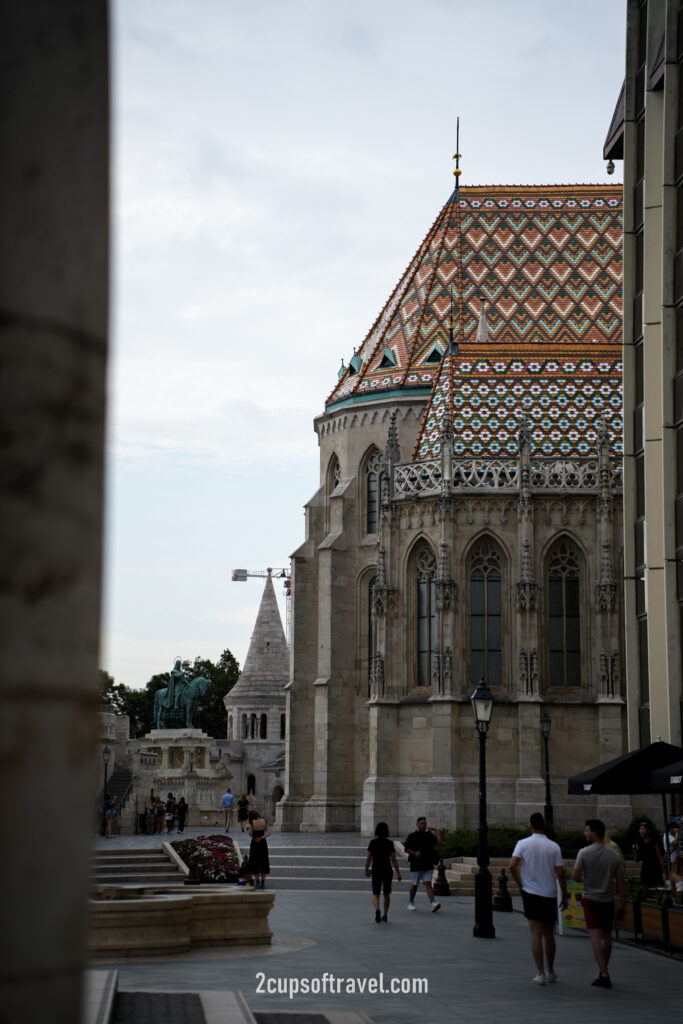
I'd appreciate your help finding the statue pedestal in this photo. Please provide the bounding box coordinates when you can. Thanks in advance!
[130,729,232,830]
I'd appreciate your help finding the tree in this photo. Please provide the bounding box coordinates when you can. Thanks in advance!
[97,648,240,740]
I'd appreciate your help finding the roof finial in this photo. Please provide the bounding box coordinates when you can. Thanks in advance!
[452,117,462,199]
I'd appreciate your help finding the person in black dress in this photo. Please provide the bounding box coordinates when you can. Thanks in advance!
[248,810,271,888]
[633,822,665,887]
[365,822,402,923]
[237,793,250,832]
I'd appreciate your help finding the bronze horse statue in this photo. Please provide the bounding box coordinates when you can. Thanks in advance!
[153,674,211,729]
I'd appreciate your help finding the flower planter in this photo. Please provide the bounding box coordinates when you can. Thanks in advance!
[617,899,683,953]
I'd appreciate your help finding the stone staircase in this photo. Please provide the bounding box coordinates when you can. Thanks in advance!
[91,847,184,886]
[85,971,374,1024]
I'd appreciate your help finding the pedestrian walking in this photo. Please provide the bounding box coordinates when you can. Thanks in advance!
[237,792,250,832]
[221,787,236,832]
[365,822,401,923]
[404,817,441,912]
[572,818,626,989]
[509,812,568,985]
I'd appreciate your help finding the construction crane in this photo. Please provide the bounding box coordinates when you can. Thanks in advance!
[231,567,291,645]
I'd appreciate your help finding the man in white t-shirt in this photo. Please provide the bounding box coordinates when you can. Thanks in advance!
[509,812,568,985]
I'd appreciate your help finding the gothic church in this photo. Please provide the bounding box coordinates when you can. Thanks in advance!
[276,181,625,834]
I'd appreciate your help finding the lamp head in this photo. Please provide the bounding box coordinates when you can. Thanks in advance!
[470,677,494,733]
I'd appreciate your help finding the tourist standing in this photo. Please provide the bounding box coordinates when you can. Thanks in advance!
[176,796,188,833]
[365,822,401,923]
[572,818,626,989]
[509,812,568,985]
[247,810,271,888]
[404,817,441,912]
[221,787,236,832]
[633,821,665,887]
[155,795,165,834]
[165,792,176,833]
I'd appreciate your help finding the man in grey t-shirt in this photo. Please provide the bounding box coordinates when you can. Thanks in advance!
[572,818,626,989]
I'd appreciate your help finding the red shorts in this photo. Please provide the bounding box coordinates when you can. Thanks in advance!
[581,897,614,931]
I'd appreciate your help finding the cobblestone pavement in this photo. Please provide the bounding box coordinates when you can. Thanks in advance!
[96,880,682,1024]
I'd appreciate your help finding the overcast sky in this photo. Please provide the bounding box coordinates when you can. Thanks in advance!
[102,0,626,689]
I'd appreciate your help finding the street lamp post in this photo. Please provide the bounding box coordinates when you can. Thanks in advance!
[470,677,495,938]
[540,710,553,826]
[101,744,111,836]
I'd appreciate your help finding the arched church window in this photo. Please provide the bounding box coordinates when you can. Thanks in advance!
[280,713,286,739]
[249,713,257,739]
[247,774,256,795]
[228,714,233,740]
[327,455,341,495]
[366,450,386,534]
[241,713,247,739]
[470,539,503,686]
[547,539,581,687]
[415,547,437,687]
[260,713,267,739]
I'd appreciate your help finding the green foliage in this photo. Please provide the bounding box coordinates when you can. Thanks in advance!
[437,823,588,860]
[98,648,240,739]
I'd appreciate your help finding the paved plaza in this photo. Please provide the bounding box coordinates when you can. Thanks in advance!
[91,831,682,1024]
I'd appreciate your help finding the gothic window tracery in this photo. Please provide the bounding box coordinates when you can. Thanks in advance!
[365,450,386,534]
[547,539,582,687]
[415,546,437,687]
[470,538,503,686]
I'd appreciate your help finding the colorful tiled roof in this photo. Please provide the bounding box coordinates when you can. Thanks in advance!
[326,183,623,462]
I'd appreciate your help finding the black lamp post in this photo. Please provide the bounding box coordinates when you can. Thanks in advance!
[101,744,111,836]
[470,676,495,938]
[540,710,553,825]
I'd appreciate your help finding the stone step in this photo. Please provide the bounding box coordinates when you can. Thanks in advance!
[91,871,183,884]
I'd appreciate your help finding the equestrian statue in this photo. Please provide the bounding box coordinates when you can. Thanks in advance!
[153,658,212,729]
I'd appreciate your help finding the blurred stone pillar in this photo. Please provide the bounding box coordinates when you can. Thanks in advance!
[0,3,109,1022]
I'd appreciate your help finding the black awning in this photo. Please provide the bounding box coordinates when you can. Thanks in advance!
[650,759,683,793]
[567,741,683,795]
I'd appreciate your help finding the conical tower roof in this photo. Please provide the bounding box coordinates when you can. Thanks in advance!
[227,574,289,701]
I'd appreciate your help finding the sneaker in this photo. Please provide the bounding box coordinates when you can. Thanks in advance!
[375,909,381,923]
[381,915,388,922]
[407,902,417,911]
[545,971,557,984]
[591,975,612,989]
[532,974,546,986]
[430,901,441,913]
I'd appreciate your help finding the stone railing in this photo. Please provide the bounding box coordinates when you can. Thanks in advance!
[393,456,622,498]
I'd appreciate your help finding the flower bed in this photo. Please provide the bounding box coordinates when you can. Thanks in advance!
[172,834,241,882]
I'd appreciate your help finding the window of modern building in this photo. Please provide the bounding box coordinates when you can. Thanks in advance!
[547,539,581,687]
[415,547,437,687]
[470,538,502,686]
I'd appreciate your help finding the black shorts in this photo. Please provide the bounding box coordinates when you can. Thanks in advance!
[371,874,392,896]
[522,890,557,925]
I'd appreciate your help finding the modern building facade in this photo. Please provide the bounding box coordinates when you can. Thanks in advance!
[277,180,628,834]
[605,0,683,748]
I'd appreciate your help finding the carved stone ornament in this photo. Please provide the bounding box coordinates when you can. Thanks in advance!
[516,579,537,611]
[435,578,457,612]
[594,580,617,613]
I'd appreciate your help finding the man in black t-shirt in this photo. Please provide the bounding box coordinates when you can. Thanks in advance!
[365,822,402,922]
[404,816,442,912]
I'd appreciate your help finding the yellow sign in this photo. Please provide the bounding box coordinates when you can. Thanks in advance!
[562,879,586,931]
